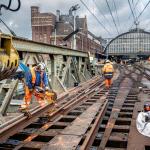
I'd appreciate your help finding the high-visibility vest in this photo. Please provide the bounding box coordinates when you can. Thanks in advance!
[103,63,114,73]
[30,67,44,87]
[102,63,114,79]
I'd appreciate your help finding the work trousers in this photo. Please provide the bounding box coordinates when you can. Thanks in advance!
[105,78,112,88]
[21,86,45,109]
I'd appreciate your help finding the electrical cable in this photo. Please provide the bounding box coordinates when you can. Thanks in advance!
[131,0,137,18]
[136,0,150,21]
[0,18,16,36]
[112,0,121,33]
[130,0,150,28]
[128,0,140,20]
[105,0,119,35]
[0,0,21,15]
[128,0,136,22]
[80,0,112,36]
[93,0,113,31]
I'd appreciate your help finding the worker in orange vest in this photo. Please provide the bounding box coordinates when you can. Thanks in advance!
[20,62,49,109]
[102,60,114,89]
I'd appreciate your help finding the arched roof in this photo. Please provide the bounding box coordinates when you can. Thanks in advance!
[105,28,150,55]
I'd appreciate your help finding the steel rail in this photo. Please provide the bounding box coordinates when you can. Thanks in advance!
[0,77,103,142]
[80,99,108,150]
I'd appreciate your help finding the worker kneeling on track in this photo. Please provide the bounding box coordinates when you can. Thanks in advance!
[20,62,56,110]
[102,60,114,89]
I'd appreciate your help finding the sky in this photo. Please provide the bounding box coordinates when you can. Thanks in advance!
[0,0,150,39]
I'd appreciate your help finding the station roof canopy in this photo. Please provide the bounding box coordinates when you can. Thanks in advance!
[105,28,150,56]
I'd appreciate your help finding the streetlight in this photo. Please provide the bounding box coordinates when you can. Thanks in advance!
[70,4,80,49]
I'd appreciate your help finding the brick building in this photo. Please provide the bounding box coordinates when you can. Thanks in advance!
[31,6,103,54]
[31,6,56,43]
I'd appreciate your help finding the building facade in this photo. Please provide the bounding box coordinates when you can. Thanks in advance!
[105,28,150,57]
[31,6,56,44]
[31,6,103,54]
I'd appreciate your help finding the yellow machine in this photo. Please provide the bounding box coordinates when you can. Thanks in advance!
[0,33,19,80]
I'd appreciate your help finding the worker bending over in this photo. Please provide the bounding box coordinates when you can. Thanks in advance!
[21,62,49,109]
[102,60,114,89]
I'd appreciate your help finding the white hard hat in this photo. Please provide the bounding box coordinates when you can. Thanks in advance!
[105,60,110,63]
[37,62,46,70]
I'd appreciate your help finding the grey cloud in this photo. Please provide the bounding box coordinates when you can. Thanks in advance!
[0,0,150,39]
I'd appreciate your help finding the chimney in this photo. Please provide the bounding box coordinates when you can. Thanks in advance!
[56,10,60,21]
[31,6,39,17]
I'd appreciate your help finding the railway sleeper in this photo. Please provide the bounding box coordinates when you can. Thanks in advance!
[0,139,20,149]
[120,108,133,113]
[24,123,45,129]
[118,112,133,118]
[81,102,95,106]
[86,99,97,103]
[109,132,128,142]
[122,104,135,108]
[108,100,115,104]
[58,115,76,122]
[106,140,127,148]
[107,96,117,99]
[74,106,88,111]
[124,100,137,104]
[45,124,67,131]
[31,135,53,142]
[9,133,30,141]
[99,124,130,133]
[115,119,131,126]
[39,129,61,137]
[67,110,83,116]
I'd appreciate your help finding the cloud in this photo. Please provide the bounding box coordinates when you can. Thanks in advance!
[0,0,150,39]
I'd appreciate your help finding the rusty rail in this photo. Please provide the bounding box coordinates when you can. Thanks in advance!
[0,76,104,146]
[1,65,150,150]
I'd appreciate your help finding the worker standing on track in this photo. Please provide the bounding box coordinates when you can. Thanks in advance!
[20,62,49,109]
[102,60,114,89]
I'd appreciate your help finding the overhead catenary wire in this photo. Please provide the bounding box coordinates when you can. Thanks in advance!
[0,18,16,36]
[131,0,137,18]
[105,0,119,35]
[136,0,150,21]
[127,0,140,20]
[130,0,150,28]
[93,0,113,31]
[112,0,121,33]
[80,0,112,36]
[128,0,136,23]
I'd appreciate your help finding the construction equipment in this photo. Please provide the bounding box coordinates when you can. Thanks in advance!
[34,86,57,104]
[19,86,57,118]
[0,33,19,80]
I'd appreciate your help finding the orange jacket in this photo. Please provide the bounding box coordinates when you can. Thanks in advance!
[102,63,114,73]
[102,63,114,79]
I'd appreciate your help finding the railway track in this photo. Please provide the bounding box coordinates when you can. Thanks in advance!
[0,65,150,150]
[0,75,106,149]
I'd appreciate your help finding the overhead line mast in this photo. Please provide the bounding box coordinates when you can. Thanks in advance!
[130,0,150,29]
